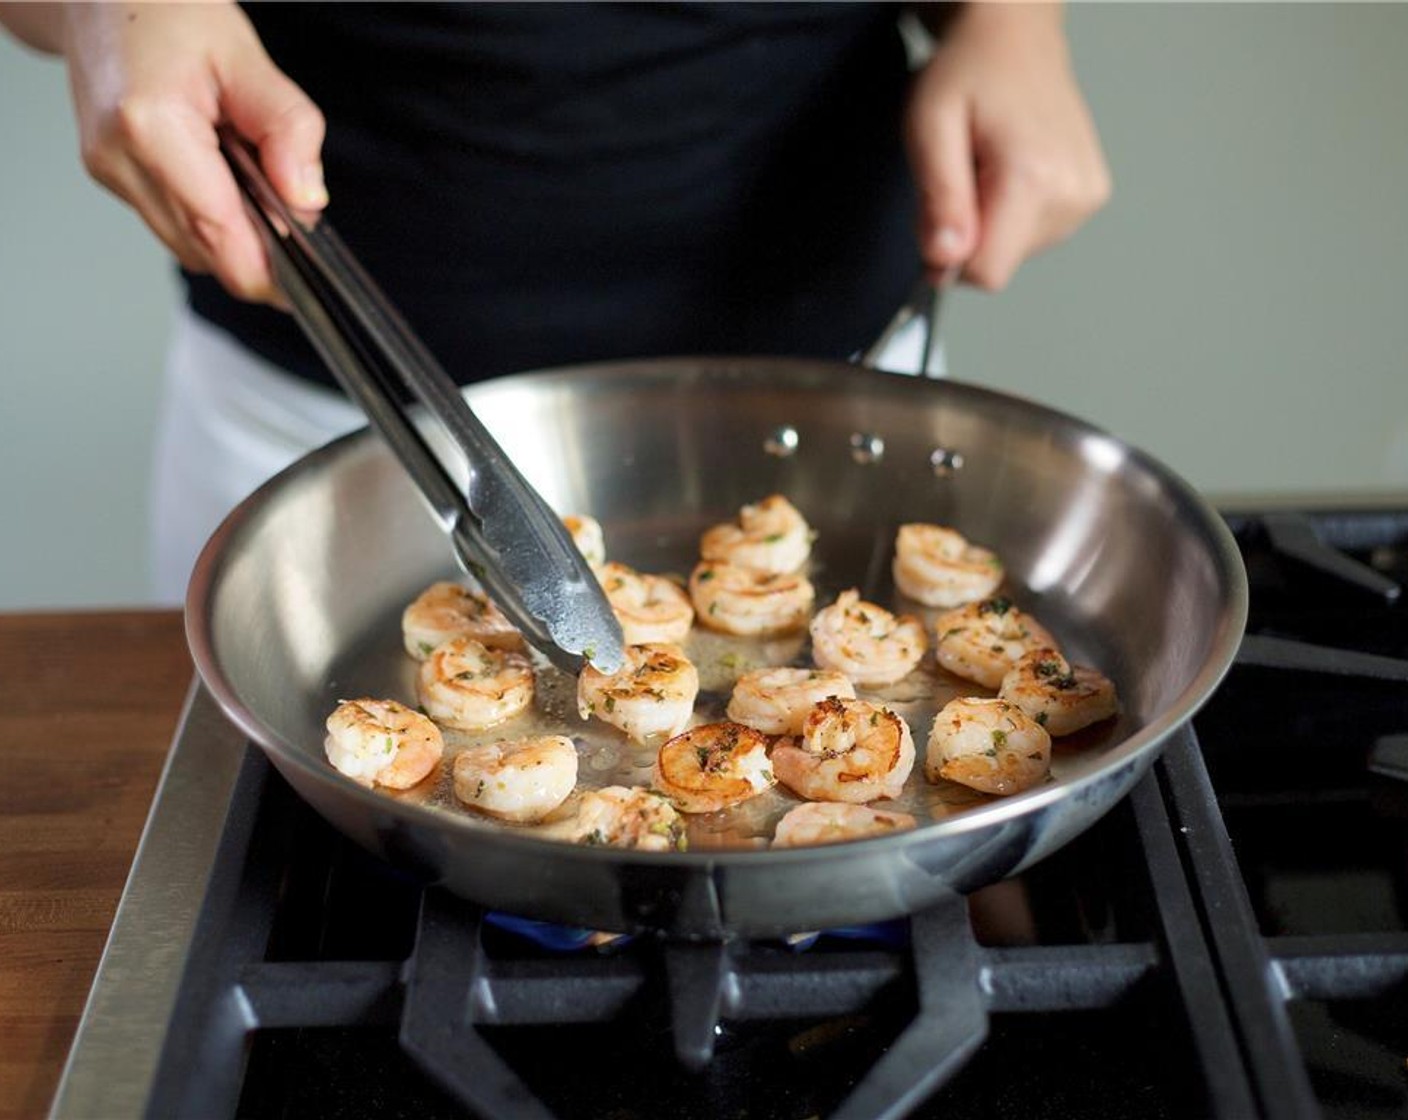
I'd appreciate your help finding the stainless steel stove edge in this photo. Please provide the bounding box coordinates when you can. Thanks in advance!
[49,682,248,1120]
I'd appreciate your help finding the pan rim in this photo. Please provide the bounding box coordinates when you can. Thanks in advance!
[185,356,1249,866]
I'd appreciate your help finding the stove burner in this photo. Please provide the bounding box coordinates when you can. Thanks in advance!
[482,912,908,955]
[483,912,632,952]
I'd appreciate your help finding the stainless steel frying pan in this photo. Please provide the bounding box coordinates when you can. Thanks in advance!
[186,356,1246,938]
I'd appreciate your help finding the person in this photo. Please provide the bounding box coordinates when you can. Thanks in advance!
[1,2,1110,602]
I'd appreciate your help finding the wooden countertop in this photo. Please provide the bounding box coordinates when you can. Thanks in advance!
[0,611,191,1120]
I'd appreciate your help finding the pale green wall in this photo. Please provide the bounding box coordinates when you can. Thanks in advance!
[1,35,175,608]
[2,4,1406,609]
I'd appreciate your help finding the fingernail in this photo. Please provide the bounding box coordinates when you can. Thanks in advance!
[938,225,965,257]
[297,163,328,208]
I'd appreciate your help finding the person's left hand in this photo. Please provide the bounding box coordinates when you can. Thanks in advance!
[906,3,1111,291]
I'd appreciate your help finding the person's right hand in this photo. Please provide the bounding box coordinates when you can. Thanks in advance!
[63,1,326,304]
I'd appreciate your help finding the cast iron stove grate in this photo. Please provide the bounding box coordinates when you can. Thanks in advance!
[144,734,1239,1120]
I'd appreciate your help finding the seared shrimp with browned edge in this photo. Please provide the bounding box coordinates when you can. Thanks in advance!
[891,523,1004,608]
[772,801,917,847]
[401,581,524,659]
[562,514,606,570]
[700,494,812,575]
[998,648,1118,736]
[598,562,694,645]
[325,697,444,789]
[451,735,578,823]
[725,666,856,736]
[653,721,775,813]
[932,596,1059,689]
[771,697,915,804]
[809,589,927,686]
[689,560,814,636]
[926,697,1051,796]
[544,786,688,851]
[417,636,535,730]
[577,642,699,744]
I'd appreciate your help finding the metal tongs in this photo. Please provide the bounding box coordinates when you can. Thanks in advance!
[219,130,624,674]
[858,268,957,378]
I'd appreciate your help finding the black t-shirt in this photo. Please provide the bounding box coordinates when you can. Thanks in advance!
[187,2,919,388]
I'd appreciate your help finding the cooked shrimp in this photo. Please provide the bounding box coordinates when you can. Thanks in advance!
[652,721,774,813]
[401,581,523,659]
[451,735,578,823]
[772,801,917,848]
[891,523,1004,608]
[699,494,812,575]
[417,637,535,730]
[550,786,688,851]
[325,698,444,790]
[563,514,606,570]
[689,561,814,636]
[932,597,1059,690]
[597,562,694,645]
[998,648,1118,736]
[771,697,915,803]
[809,589,926,686]
[577,642,699,744]
[725,667,856,736]
[925,697,1052,796]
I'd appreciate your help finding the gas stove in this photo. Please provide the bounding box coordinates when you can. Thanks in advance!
[52,506,1408,1119]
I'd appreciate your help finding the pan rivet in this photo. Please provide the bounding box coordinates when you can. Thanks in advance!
[764,426,800,457]
[930,448,964,476]
[849,432,885,465]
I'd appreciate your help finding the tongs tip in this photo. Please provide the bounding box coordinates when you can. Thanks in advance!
[580,640,625,677]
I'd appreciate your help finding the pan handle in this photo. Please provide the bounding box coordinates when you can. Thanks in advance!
[857,268,957,378]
